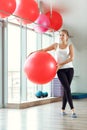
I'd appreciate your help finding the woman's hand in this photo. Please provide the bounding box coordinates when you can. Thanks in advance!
[27,49,44,57]
[27,52,34,57]
[56,63,63,72]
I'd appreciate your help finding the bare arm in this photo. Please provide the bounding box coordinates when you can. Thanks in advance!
[28,43,58,56]
[41,43,58,52]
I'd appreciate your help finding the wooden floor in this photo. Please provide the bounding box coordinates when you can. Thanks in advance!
[0,99,87,130]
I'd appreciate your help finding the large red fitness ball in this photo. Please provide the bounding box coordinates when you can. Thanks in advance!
[45,11,63,31]
[0,0,16,18]
[14,0,39,24]
[24,52,57,84]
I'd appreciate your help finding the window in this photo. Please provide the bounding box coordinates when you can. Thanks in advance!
[8,23,20,102]
[7,21,57,103]
[26,29,37,101]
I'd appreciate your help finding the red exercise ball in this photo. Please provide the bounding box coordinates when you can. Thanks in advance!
[45,11,63,31]
[14,0,39,24]
[0,0,16,18]
[34,14,50,33]
[24,52,57,84]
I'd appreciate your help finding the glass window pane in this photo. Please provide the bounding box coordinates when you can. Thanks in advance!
[27,30,37,101]
[8,23,20,103]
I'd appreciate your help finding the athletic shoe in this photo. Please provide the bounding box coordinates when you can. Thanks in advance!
[71,113,77,118]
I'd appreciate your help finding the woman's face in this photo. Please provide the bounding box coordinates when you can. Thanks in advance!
[59,31,68,42]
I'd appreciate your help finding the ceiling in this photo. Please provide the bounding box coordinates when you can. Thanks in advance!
[36,0,87,51]
[36,0,70,14]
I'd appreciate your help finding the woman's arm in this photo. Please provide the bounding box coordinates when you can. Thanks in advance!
[28,43,58,56]
[41,43,58,52]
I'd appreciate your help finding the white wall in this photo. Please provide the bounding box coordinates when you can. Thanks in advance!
[71,49,87,93]
[61,0,87,92]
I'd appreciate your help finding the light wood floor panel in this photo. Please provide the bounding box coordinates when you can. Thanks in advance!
[0,99,87,130]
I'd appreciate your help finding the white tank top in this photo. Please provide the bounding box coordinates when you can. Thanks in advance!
[55,44,73,69]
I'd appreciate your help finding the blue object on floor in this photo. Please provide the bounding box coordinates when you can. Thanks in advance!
[35,91,43,98]
[42,92,48,97]
[72,93,87,99]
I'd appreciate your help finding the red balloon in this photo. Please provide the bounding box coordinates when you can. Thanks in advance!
[0,0,16,18]
[34,14,50,33]
[24,52,57,84]
[45,11,63,31]
[14,0,39,24]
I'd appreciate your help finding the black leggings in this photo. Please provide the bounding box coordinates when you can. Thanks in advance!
[57,68,74,110]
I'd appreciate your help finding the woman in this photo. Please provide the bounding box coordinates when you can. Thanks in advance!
[30,29,77,118]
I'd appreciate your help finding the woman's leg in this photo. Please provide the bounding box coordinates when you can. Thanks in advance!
[57,68,74,110]
[62,90,67,110]
[66,68,74,86]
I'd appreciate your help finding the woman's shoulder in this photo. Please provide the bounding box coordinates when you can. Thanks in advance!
[53,43,59,50]
[68,43,74,51]
[69,43,73,48]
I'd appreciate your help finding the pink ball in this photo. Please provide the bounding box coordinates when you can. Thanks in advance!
[34,14,50,33]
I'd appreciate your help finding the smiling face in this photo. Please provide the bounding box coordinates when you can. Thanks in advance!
[59,30,69,42]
